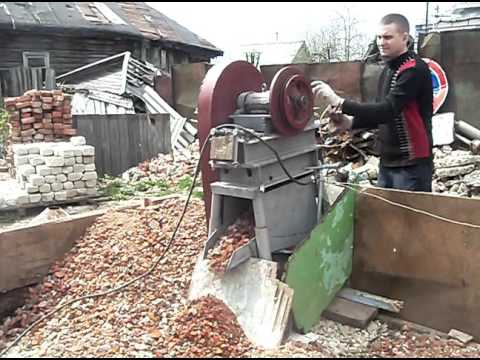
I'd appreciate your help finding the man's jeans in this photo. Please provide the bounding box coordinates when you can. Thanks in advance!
[377,162,433,192]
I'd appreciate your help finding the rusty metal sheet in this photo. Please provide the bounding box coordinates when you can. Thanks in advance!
[352,187,480,339]
[172,63,212,119]
[261,61,365,101]
[419,29,480,128]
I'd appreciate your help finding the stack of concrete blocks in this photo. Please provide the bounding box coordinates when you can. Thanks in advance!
[12,136,98,206]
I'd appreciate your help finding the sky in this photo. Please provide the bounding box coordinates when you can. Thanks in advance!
[147,2,457,62]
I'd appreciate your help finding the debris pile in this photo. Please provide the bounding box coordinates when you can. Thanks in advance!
[167,296,253,357]
[207,213,255,273]
[0,198,207,357]
[7,137,97,206]
[432,146,480,197]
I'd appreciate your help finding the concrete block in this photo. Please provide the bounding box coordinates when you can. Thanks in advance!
[51,183,64,192]
[63,181,74,190]
[83,156,95,164]
[14,155,29,166]
[44,157,64,167]
[50,167,62,175]
[73,149,82,157]
[74,180,85,189]
[12,144,28,156]
[29,194,42,203]
[79,145,95,156]
[39,184,51,193]
[86,188,98,196]
[45,175,56,184]
[85,164,96,171]
[28,155,45,166]
[40,147,54,156]
[81,172,97,181]
[62,166,73,174]
[73,164,85,173]
[41,193,55,202]
[64,157,75,166]
[16,195,30,206]
[54,191,67,201]
[19,165,35,177]
[36,165,51,176]
[55,148,75,158]
[75,157,83,164]
[68,173,82,181]
[77,188,89,196]
[85,179,97,188]
[27,146,40,155]
[70,136,86,146]
[28,175,45,187]
[56,174,67,183]
[26,184,39,193]
[66,189,78,198]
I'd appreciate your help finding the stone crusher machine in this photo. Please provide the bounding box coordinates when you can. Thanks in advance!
[189,61,355,349]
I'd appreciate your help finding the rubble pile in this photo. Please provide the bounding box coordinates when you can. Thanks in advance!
[4,89,75,145]
[432,146,480,197]
[167,296,252,357]
[207,213,255,273]
[122,144,199,186]
[0,198,207,357]
[7,137,97,206]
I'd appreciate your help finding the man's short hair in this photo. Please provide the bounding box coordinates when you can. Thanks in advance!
[380,14,410,34]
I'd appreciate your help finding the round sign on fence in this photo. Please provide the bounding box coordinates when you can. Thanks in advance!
[423,58,448,114]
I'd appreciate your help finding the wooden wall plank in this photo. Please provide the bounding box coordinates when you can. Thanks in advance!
[352,187,480,339]
[74,114,171,176]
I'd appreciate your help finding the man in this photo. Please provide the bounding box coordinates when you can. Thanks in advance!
[312,14,434,192]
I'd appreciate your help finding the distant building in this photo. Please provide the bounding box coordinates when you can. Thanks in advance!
[240,40,311,67]
[417,2,480,34]
[0,2,223,75]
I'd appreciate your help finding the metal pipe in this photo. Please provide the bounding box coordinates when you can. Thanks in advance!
[455,120,480,140]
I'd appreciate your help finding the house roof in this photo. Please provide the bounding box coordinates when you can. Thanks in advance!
[239,40,307,66]
[0,2,223,57]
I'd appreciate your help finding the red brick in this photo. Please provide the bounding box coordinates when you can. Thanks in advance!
[52,117,63,123]
[11,129,21,137]
[34,114,43,121]
[33,123,44,129]
[21,117,36,125]
[53,123,64,129]
[16,95,32,102]
[43,113,52,120]
[6,105,17,112]
[40,90,53,97]
[42,104,53,110]
[63,118,73,125]
[42,97,53,103]
[4,97,16,106]
[52,111,63,118]
[44,135,55,141]
[21,129,36,137]
[33,108,43,114]
[53,129,64,135]
[63,128,77,136]
[21,124,33,130]
[38,128,54,135]
[31,101,42,108]
[11,121,21,128]
[25,89,41,97]
[21,107,32,113]
[16,101,31,109]
[63,113,72,119]
[42,122,53,129]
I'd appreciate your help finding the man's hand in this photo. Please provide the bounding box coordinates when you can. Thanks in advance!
[328,106,353,135]
[311,80,344,108]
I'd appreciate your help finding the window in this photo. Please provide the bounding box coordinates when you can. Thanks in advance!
[23,52,50,68]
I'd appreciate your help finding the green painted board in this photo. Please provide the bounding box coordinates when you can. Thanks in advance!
[284,188,356,332]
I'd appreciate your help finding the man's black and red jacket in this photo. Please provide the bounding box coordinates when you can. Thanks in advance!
[342,50,433,167]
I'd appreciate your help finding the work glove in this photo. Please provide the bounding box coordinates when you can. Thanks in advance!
[311,80,344,108]
[327,106,353,135]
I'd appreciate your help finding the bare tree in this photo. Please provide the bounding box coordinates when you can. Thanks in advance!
[306,8,368,63]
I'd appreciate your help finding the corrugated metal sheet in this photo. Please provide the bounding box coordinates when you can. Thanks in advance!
[0,2,222,56]
[71,92,134,115]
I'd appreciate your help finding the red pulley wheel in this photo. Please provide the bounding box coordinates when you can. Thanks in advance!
[197,61,264,222]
